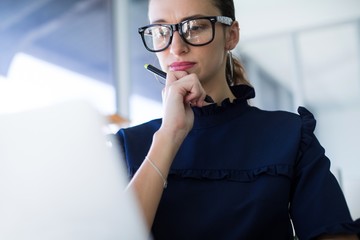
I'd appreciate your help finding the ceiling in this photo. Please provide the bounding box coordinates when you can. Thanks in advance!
[0,0,113,84]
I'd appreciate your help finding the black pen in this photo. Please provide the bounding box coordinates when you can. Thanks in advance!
[144,64,214,103]
[144,64,167,79]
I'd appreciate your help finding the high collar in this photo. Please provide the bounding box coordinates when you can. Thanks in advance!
[191,84,255,129]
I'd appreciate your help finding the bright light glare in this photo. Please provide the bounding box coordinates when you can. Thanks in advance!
[129,94,162,126]
[0,53,116,114]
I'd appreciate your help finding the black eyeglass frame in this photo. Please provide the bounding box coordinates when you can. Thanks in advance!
[138,16,235,53]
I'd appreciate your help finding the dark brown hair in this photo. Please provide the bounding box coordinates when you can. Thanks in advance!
[211,0,250,86]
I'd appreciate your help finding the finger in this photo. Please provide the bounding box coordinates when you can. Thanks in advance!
[166,71,188,85]
[183,83,207,107]
[164,72,208,107]
[186,93,207,107]
[163,71,193,101]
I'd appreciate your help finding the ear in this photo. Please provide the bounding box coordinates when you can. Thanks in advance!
[225,21,240,50]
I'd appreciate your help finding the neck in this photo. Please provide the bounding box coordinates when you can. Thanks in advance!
[202,79,236,105]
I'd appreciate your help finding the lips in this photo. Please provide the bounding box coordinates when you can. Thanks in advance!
[169,62,196,71]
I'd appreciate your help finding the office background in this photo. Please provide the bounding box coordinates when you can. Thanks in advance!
[0,0,359,218]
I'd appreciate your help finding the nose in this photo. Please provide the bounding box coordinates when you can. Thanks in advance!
[169,31,189,56]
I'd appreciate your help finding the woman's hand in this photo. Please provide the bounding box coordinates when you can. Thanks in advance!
[160,71,207,143]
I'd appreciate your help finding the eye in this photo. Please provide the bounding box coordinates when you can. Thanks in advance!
[144,26,170,38]
[184,19,211,34]
[154,26,170,38]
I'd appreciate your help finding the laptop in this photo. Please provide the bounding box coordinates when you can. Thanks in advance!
[0,100,148,240]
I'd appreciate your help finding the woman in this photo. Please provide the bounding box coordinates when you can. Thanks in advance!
[117,0,360,239]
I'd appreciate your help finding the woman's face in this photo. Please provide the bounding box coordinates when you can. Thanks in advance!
[148,0,234,87]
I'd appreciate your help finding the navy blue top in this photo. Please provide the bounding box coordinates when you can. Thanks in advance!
[117,85,360,240]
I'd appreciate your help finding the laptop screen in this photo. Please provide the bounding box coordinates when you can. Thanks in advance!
[0,100,148,239]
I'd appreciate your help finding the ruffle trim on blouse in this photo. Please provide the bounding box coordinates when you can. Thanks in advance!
[230,84,256,100]
[129,164,293,182]
[298,106,317,157]
[192,84,255,116]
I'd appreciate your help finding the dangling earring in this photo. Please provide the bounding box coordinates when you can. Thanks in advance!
[227,50,234,85]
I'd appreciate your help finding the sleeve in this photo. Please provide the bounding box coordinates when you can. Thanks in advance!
[114,129,132,179]
[115,128,146,179]
[290,107,360,239]
[115,121,161,179]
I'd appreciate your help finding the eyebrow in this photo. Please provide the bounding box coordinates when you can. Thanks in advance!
[151,14,208,24]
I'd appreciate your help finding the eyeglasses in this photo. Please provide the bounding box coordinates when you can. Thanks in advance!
[138,16,234,52]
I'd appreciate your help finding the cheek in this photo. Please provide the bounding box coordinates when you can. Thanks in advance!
[202,45,226,69]
[205,33,227,64]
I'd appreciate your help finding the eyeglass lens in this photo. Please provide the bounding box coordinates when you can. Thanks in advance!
[142,18,214,52]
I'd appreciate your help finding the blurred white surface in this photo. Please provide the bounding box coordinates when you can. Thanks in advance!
[0,53,116,115]
[0,100,148,240]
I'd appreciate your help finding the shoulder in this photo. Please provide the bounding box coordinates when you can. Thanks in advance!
[118,118,162,138]
[245,106,317,149]
[247,106,304,132]
[116,118,162,152]
[115,119,162,171]
[249,106,315,126]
